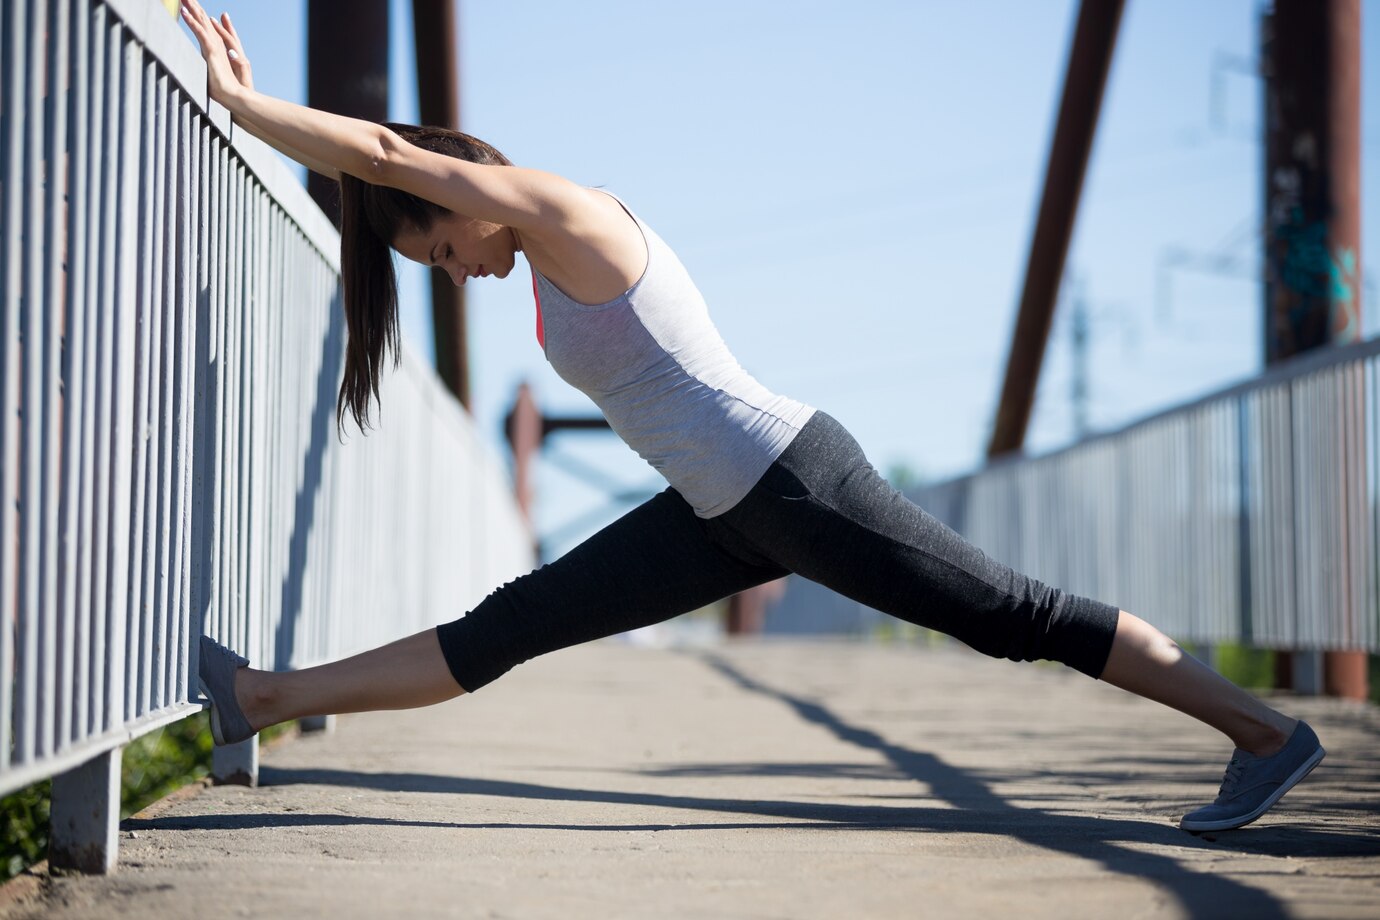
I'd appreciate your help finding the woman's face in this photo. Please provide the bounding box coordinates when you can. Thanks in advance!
[392,212,521,286]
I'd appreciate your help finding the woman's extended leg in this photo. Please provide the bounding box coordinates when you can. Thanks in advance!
[1099,610,1296,756]
[713,411,1326,830]
[222,488,787,733]
[715,412,1299,753]
[232,627,459,731]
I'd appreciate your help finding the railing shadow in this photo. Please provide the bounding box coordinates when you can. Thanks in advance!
[193,283,216,645]
[125,785,1376,858]
[127,759,1373,913]
[136,648,1372,917]
[192,281,344,669]
[274,290,345,670]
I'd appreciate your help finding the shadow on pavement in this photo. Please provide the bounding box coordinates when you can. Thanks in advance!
[693,653,1368,919]
[124,813,456,832]
[129,653,1378,919]
[128,772,1372,860]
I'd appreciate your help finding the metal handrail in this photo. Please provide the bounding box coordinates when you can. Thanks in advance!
[913,335,1379,654]
[1,0,533,870]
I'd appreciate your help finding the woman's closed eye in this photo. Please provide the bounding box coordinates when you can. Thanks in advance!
[426,242,453,266]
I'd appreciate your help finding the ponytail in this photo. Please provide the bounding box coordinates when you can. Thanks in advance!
[336,173,402,433]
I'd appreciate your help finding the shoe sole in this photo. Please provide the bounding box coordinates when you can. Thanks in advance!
[198,676,228,747]
[1179,744,1326,832]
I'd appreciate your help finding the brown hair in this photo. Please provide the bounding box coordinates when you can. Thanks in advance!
[336,123,511,434]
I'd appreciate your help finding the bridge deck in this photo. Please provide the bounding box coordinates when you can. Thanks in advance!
[12,640,1380,919]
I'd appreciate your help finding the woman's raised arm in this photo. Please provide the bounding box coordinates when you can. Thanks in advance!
[204,9,341,181]
[181,1,578,231]
[182,3,393,178]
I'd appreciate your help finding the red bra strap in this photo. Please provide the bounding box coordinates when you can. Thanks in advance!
[530,268,545,348]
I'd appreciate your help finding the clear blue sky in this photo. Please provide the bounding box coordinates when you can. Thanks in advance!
[205,0,1379,557]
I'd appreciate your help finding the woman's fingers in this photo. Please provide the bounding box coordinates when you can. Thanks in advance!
[181,1,226,62]
[210,14,234,47]
[183,0,224,47]
[211,13,253,88]
[180,1,244,105]
[180,4,213,45]
[209,16,239,59]
[221,11,241,42]
[183,0,212,27]
[212,14,244,61]
[180,2,204,32]
[181,5,220,59]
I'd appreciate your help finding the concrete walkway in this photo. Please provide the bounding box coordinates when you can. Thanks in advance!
[10,640,1380,919]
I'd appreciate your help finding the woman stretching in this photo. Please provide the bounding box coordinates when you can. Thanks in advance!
[182,2,1323,834]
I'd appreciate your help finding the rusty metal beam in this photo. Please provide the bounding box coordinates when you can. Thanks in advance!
[1263,0,1361,358]
[1263,0,1366,701]
[987,0,1125,458]
[306,0,389,228]
[412,0,471,410]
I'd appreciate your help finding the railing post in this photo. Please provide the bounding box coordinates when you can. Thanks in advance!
[49,748,122,874]
[212,736,258,787]
[1292,653,1325,696]
[299,714,336,734]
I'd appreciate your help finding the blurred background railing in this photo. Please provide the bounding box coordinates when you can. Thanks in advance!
[0,0,532,871]
[911,336,1378,655]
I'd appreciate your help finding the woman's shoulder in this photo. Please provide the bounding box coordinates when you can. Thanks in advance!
[522,188,649,307]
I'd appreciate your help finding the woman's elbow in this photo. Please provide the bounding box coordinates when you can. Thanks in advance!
[357,127,400,186]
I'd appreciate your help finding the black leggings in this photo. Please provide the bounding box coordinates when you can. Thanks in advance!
[436,411,1121,691]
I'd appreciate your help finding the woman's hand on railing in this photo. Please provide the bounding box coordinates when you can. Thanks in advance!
[182,0,398,185]
[180,3,340,179]
[180,1,247,108]
[212,10,254,94]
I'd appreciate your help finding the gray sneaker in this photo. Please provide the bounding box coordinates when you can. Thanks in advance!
[1180,720,1325,832]
[198,635,257,746]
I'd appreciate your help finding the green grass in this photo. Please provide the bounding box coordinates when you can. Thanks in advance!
[1209,642,1276,690]
[1208,645,1380,706]
[0,713,296,883]
[0,779,49,881]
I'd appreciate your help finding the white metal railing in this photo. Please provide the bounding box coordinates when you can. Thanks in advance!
[913,336,1380,655]
[1,0,533,871]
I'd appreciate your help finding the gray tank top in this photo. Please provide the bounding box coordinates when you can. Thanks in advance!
[533,192,816,518]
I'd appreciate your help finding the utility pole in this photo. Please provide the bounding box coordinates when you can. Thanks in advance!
[305,0,390,228]
[1262,0,1365,700]
[412,0,471,410]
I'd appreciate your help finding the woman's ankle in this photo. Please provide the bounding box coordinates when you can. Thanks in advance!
[234,667,279,733]
[1236,713,1297,757]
